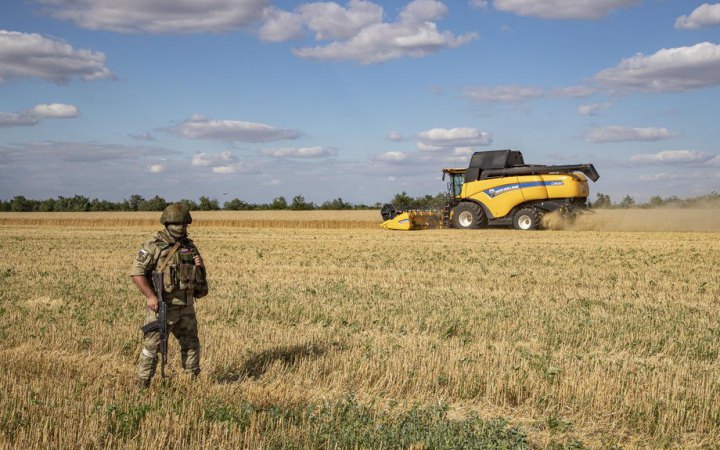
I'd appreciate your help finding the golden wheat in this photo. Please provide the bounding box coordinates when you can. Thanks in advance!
[1,211,719,448]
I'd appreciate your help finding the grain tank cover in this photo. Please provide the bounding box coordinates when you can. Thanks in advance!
[468,150,525,169]
[466,150,525,182]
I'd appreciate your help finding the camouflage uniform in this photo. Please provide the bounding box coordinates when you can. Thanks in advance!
[130,228,208,384]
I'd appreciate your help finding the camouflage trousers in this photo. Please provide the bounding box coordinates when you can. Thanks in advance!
[138,303,200,381]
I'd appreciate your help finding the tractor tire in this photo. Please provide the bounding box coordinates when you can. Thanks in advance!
[452,202,487,229]
[513,207,541,230]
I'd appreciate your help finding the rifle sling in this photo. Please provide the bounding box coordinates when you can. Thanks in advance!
[156,241,181,273]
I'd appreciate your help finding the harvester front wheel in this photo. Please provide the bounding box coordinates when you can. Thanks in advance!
[452,202,486,229]
[513,207,540,231]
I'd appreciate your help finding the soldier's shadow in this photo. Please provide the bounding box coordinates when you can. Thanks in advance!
[212,342,331,384]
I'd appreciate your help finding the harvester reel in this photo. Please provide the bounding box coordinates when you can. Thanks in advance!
[452,202,487,229]
[513,207,541,231]
[381,203,399,221]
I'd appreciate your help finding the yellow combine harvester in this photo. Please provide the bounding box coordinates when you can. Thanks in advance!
[380,149,599,231]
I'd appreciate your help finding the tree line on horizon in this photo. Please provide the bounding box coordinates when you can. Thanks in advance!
[0,191,718,213]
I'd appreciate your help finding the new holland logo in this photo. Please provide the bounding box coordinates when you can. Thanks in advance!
[484,181,564,199]
[486,184,520,198]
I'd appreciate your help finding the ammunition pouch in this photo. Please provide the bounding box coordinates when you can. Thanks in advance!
[161,263,208,298]
[194,266,208,298]
[162,267,174,292]
[177,263,196,290]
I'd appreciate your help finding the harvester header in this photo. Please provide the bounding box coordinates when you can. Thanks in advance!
[380,149,599,231]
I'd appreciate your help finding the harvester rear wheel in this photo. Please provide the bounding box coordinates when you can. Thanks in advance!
[513,207,540,230]
[452,202,487,229]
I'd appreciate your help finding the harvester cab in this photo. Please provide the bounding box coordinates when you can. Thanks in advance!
[380,149,599,231]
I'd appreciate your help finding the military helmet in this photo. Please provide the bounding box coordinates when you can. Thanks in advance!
[160,203,193,225]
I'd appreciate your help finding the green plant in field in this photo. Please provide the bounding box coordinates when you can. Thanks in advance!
[106,403,151,438]
[203,396,529,449]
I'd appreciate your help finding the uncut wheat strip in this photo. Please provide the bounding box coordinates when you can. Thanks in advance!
[0,218,378,229]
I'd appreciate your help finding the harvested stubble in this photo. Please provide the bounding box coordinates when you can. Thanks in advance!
[1,212,719,448]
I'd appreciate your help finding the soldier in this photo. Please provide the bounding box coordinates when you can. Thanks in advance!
[130,203,208,388]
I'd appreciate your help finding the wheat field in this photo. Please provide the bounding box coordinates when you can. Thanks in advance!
[1,209,719,448]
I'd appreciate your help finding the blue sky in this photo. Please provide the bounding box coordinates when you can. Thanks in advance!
[1,0,719,204]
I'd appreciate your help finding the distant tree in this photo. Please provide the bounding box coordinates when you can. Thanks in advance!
[177,199,199,211]
[9,196,33,212]
[290,195,315,210]
[320,197,352,210]
[38,198,57,212]
[125,194,145,211]
[619,195,636,208]
[648,195,664,208]
[270,196,288,210]
[224,198,253,210]
[663,195,683,208]
[56,195,90,212]
[593,192,612,209]
[391,192,414,210]
[141,195,169,211]
[198,196,220,211]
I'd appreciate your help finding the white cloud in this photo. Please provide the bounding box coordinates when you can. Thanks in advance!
[0,103,80,127]
[212,164,245,174]
[31,103,79,118]
[386,131,404,142]
[493,0,640,20]
[578,103,611,116]
[258,8,305,41]
[638,173,684,182]
[130,131,156,141]
[302,0,384,40]
[0,140,173,164]
[37,0,267,33]
[400,0,448,23]
[675,3,720,30]
[261,0,384,42]
[630,150,716,165]
[149,164,164,173]
[464,85,544,103]
[0,112,38,127]
[0,141,180,200]
[289,0,476,64]
[373,151,410,163]
[469,0,488,9]
[172,115,301,142]
[585,126,678,143]
[417,127,492,150]
[191,151,238,167]
[444,146,476,163]
[593,42,720,92]
[191,153,212,167]
[0,30,113,83]
[552,85,597,98]
[191,150,247,174]
[261,147,337,158]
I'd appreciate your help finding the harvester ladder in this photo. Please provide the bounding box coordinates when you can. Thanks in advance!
[442,203,451,229]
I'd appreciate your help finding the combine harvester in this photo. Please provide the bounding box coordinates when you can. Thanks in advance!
[380,149,599,231]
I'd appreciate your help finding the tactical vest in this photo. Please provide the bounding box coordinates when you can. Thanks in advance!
[156,237,208,303]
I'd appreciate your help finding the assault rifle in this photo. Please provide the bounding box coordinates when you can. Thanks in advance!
[140,271,168,379]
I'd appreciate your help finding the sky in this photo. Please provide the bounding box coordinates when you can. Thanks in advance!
[1,0,719,205]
